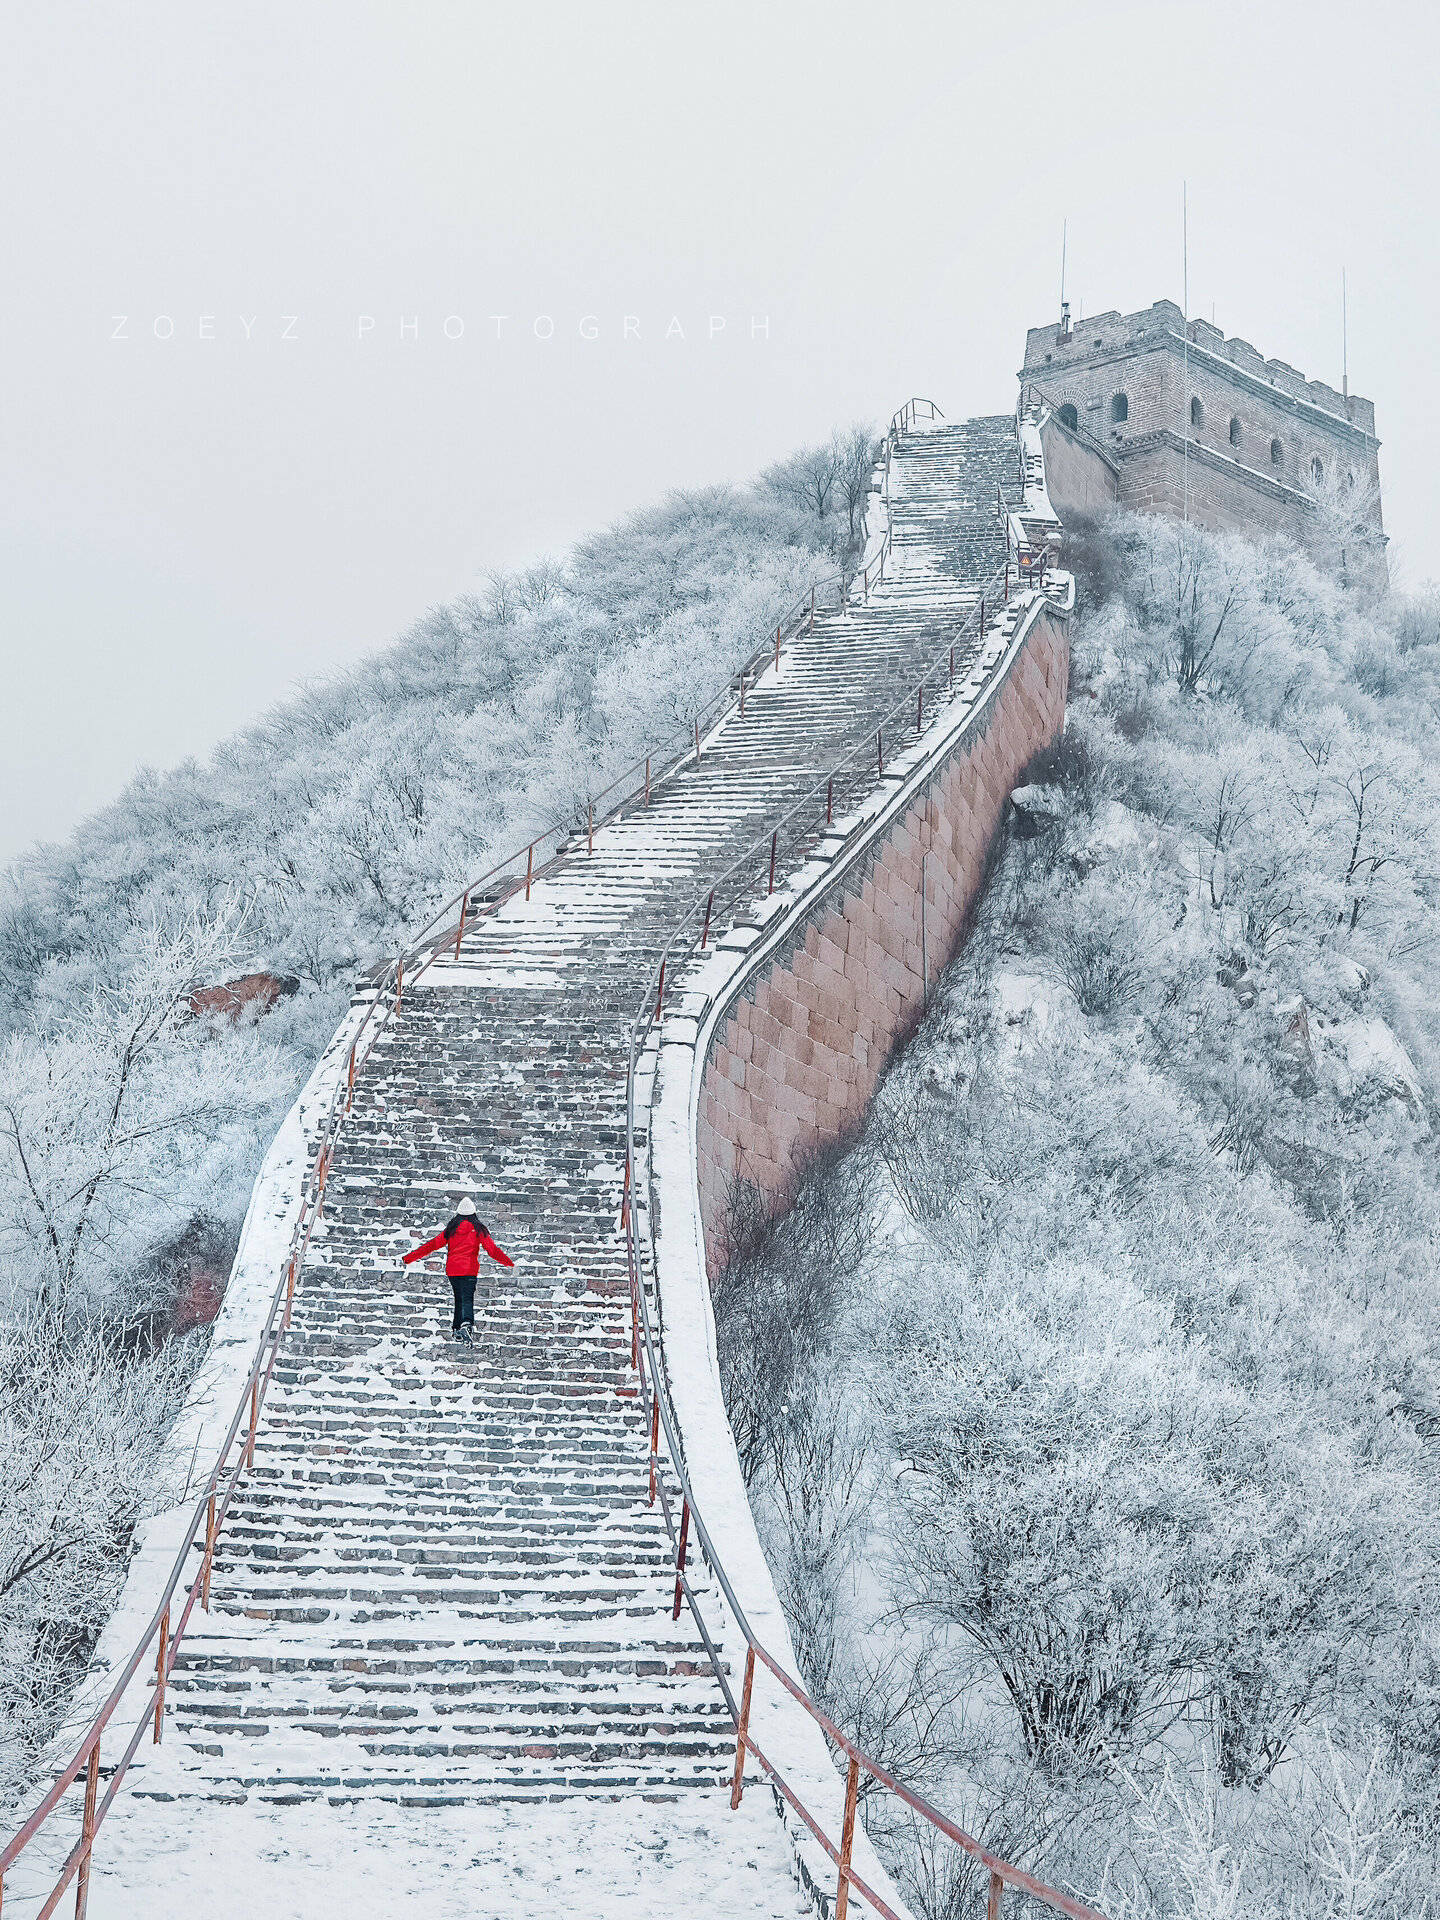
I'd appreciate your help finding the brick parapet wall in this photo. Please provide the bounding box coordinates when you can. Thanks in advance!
[692,599,1070,1270]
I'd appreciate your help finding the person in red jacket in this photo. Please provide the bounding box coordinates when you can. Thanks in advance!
[402,1196,514,1341]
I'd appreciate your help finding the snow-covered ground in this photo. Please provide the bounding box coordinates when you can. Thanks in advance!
[18,1787,809,1920]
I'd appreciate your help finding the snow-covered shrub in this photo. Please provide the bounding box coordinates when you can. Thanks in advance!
[0,1313,194,1804]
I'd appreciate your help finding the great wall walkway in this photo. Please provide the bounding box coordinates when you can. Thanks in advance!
[7,417,1028,1918]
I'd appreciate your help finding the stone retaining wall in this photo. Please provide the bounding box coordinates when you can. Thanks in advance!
[694,598,1070,1268]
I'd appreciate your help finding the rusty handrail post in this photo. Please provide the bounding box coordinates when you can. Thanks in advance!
[730,1647,756,1808]
[671,1499,690,1620]
[394,958,404,1017]
[644,756,651,805]
[152,1609,169,1745]
[453,891,468,958]
[246,1376,259,1469]
[767,830,778,896]
[835,1754,861,1920]
[647,1398,660,1505]
[525,842,534,901]
[345,1042,356,1114]
[283,1256,296,1331]
[620,1153,631,1230]
[201,1494,216,1611]
[653,958,666,1023]
[699,891,714,950]
[989,1870,1006,1920]
[73,1740,100,1920]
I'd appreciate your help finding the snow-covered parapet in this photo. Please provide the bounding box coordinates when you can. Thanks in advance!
[644,578,1075,1914]
[1018,411,1059,525]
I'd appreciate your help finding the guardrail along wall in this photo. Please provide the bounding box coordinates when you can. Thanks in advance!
[695,598,1070,1270]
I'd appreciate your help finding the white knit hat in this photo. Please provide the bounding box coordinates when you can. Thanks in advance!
[456,1196,477,1214]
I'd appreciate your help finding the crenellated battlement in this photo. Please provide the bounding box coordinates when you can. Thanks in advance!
[1024,300,1376,434]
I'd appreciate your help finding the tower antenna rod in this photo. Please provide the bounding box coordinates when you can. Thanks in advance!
[1342,266,1349,401]
[1060,218,1067,313]
[1058,218,1070,337]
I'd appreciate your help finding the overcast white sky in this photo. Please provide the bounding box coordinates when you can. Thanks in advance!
[4,0,1437,860]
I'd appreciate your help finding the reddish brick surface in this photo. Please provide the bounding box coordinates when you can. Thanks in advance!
[695,607,1070,1266]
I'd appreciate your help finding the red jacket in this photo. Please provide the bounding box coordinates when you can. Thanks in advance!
[403,1214,513,1278]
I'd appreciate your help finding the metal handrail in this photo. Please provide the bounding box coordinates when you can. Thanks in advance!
[889,397,945,439]
[0,419,910,1919]
[618,557,1100,1920]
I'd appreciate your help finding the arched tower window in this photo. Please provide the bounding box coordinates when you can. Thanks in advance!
[1270,438,1283,466]
[1111,392,1129,424]
[1190,396,1204,430]
[1312,455,1325,483]
[1229,416,1242,447]
[1056,402,1079,430]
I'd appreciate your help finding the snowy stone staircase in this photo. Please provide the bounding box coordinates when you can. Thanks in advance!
[123,415,1023,1819]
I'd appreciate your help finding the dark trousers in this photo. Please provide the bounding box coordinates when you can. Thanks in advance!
[449,1276,476,1331]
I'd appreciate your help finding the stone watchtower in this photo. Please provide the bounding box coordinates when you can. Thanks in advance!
[1019,299,1383,556]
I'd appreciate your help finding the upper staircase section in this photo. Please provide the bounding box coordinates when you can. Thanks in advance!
[889,414,1027,580]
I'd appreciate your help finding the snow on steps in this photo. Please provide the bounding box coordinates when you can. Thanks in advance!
[23,416,1039,1919]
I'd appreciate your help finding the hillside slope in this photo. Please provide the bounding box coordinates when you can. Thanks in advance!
[719,513,1440,1918]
